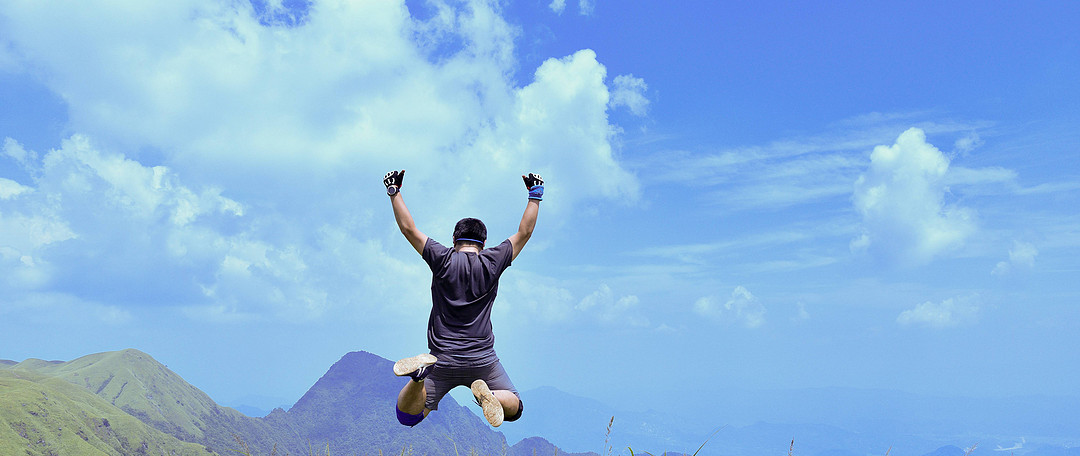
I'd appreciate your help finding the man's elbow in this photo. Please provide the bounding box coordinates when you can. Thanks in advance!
[397,221,416,235]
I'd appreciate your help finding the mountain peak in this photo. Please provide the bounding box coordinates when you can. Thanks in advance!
[290,350,397,413]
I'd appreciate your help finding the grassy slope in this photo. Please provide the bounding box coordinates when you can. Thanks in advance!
[0,369,214,456]
[4,349,296,455]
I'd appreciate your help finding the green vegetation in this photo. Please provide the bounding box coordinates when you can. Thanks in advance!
[0,368,213,455]
[2,349,289,455]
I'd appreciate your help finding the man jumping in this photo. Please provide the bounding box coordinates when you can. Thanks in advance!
[385,169,543,428]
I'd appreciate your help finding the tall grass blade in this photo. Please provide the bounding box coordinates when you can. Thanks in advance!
[690,425,726,456]
[603,416,615,456]
[445,432,461,456]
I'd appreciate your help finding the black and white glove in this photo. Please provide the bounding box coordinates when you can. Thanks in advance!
[384,170,405,196]
[523,173,544,201]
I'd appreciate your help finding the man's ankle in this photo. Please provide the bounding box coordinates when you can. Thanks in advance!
[409,365,431,382]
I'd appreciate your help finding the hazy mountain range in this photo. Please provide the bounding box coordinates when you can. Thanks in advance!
[3,349,1078,456]
[498,384,1080,456]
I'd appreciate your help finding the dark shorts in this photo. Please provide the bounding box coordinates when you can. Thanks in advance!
[425,359,519,411]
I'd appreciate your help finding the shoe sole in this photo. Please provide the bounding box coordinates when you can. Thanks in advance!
[471,379,504,427]
[393,353,437,377]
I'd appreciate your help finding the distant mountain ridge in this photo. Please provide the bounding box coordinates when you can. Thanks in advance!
[504,384,1080,456]
[1,349,592,456]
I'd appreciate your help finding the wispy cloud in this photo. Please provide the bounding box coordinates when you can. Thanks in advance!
[631,218,854,276]
[632,117,991,212]
[994,438,1025,452]
[991,241,1038,276]
[695,286,766,328]
[548,0,594,17]
[578,0,595,16]
[576,283,648,327]
[609,74,649,116]
[548,0,567,15]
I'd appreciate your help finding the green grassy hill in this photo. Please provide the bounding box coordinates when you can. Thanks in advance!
[3,349,296,455]
[0,368,214,455]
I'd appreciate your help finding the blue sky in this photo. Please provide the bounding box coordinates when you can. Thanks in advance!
[1,0,1078,418]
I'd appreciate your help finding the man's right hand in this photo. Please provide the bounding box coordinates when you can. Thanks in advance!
[384,170,405,194]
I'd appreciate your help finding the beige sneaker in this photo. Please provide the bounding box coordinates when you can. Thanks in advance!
[393,353,437,381]
[471,379,504,427]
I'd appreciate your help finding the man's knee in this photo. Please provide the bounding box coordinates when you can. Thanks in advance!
[396,407,425,427]
[504,399,524,422]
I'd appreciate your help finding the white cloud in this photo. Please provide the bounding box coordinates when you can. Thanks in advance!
[3,137,37,168]
[576,283,648,326]
[465,49,640,214]
[795,302,810,322]
[0,211,76,256]
[852,128,977,265]
[0,247,51,291]
[578,0,595,16]
[0,137,268,307]
[1008,241,1038,268]
[0,177,30,199]
[694,286,766,328]
[548,0,593,16]
[610,74,649,116]
[953,131,984,154]
[991,241,1038,276]
[549,0,567,14]
[897,296,979,329]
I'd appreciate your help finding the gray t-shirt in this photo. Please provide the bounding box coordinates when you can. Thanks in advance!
[422,237,514,367]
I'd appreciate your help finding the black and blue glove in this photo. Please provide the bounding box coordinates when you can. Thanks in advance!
[523,173,544,201]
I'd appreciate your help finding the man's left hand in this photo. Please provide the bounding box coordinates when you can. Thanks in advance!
[523,173,544,200]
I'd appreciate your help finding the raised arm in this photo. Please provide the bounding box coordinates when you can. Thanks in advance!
[508,173,543,261]
[385,170,428,255]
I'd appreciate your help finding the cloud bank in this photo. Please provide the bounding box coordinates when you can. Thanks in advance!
[0,0,642,323]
